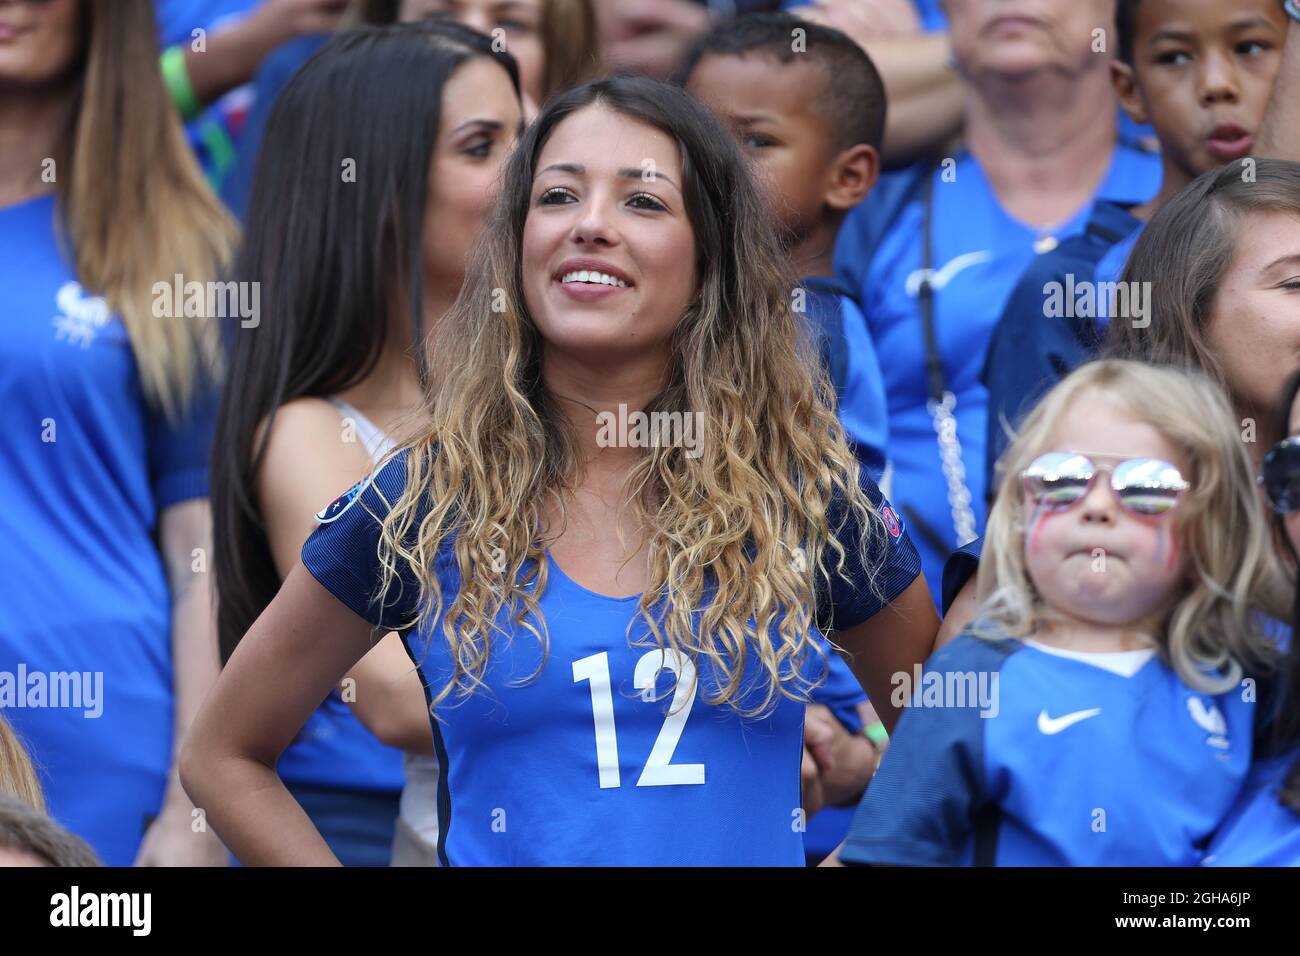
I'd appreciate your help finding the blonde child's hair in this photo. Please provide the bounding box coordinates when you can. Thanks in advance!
[976,359,1288,693]
[0,714,45,813]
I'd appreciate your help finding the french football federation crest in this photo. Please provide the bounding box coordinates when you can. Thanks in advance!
[1186,697,1230,750]
[315,473,373,524]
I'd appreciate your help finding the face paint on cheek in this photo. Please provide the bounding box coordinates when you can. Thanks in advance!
[1025,501,1051,556]
[1161,524,1179,573]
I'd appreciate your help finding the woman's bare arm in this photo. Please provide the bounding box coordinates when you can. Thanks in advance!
[833,575,938,734]
[179,562,381,866]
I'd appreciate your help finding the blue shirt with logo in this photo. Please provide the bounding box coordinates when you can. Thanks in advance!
[301,450,921,865]
[840,631,1254,866]
[0,194,216,865]
[834,146,1160,595]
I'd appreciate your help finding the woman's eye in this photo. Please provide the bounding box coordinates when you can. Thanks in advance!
[628,193,667,212]
[743,133,777,150]
[538,187,575,205]
[497,18,534,33]
[1282,278,1300,291]
[465,139,493,159]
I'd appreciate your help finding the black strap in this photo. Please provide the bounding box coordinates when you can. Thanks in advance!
[918,164,945,404]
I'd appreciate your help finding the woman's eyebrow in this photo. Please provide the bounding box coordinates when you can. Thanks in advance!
[537,162,681,193]
[452,118,505,135]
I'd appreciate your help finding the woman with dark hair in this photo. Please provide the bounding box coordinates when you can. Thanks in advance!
[183,74,937,867]
[1105,158,1300,466]
[210,21,522,866]
[0,0,236,866]
[1205,368,1300,866]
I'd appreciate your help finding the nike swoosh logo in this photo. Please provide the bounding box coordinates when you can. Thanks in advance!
[905,250,995,296]
[1037,707,1101,734]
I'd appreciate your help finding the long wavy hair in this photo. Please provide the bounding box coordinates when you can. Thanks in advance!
[61,0,237,419]
[374,75,885,716]
[212,22,520,663]
[975,360,1288,693]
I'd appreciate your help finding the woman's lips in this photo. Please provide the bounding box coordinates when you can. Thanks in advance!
[554,278,631,302]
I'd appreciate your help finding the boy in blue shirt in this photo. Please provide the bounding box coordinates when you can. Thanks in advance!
[680,12,890,483]
[678,13,897,860]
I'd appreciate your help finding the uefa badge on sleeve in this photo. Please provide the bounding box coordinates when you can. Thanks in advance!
[881,505,902,540]
[315,473,373,525]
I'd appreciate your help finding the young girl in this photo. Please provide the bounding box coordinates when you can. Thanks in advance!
[210,22,523,866]
[840,359,1287,866]
[183,75,937,867]
[0,0,236,866]
[1204,368,1300,866]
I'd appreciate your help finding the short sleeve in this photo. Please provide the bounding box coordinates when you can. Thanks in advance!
[301,451,419,631]
[147,382,218,510]
[941,537,983,615]
[839,636,1005,866]
[816,470,923,634]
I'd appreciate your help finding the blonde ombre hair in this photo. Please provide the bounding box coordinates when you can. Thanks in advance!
[63,0,237,419]
[976,360,1288,693]
[0,714,44,813]
[374,76,887,716]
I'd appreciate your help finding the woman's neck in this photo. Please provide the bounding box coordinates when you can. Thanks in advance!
[963,63,1119,230]
[0,83,76,208]
[543,348,671,476]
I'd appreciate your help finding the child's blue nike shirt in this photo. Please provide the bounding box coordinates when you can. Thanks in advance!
[834,146,1160,596]
[840,631,1254,866]
[302,451,921,866]
[0,194,216,865]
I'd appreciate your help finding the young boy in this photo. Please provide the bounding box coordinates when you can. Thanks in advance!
[983,0,1291,501]
[678,12,890,485]
[678,12,894,866]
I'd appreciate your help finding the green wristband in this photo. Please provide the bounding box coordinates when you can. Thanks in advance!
[160,45,201,121]
[863,721,889,746]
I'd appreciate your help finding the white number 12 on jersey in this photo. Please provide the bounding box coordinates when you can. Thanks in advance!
[572,649,706,789]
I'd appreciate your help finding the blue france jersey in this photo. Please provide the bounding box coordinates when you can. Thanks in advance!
[302,451,921,865]
[840,632,1255,866]
[0,195,216,865]
[835,147,1160,596]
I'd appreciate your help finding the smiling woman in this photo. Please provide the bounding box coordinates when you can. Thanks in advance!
[181,75,937,867]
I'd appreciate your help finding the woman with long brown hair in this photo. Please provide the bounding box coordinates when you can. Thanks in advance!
[182,75,936,866]
[0,0,235,865]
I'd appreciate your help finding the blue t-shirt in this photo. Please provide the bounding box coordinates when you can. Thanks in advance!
[301,450,921,865]
[801,277,888,482]
[834,146,1160,596]
[1203,752,1300,866]
[840,631,1254,866]
[0,194,216,865]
